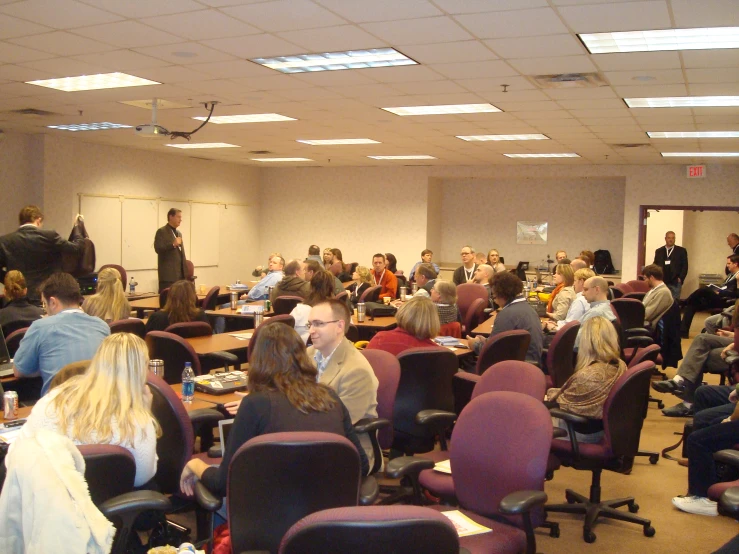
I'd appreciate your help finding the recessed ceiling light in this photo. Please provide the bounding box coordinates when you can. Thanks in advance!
[166,143,240,149]
[251,47,416,74]
[252,158,313,162]
[625,96,739,108]
[193,113,296,124]
[504,153,580,158]
[580,27,739,54]
[26,72,160,92]
[661,152,739,157]
[456,134,549,141]
[367,155,437,160]
[296,138,380,145]
[382,103,501,116]
[47,122,132,131]
[648,131,739,138]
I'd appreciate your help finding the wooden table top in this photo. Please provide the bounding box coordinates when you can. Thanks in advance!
[471,314,496,336]
[440,338,473,357]
[173,382,245,407]
[354,316,397,330]
[206,302,269,319]
[126,291,158,300]
[129,296,161,310]
[186,333,251,354]
[1,405,31,424]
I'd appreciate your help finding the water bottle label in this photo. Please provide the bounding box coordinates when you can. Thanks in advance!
[182,381,194,398]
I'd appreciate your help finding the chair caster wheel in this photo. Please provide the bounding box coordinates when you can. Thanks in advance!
[584,530,596,543]
[658,401,664,409]
[565,492,576,504]
[629,502,639,513]
[649,454,659,464]
[644,525,656,537]
[549,524,560,538]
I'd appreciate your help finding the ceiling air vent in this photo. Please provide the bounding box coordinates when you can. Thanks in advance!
[610,143,651,149]
[8,108,59,116]
[249,150,272,155]
[530,73,607,89]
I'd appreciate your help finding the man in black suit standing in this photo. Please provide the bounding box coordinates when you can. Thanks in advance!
[0,205,83,305]
[154,208,186,292]
[727,233,739,275]
[653,231,688,300]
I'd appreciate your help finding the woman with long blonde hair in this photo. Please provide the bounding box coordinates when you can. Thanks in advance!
[82,267,131,323]
[22,333,160,486]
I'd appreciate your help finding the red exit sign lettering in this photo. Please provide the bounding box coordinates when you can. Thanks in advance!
[687,165,706,178]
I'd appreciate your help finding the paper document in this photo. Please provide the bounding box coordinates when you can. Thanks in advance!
[0,427,23,444]
[434,459,452,474]
[441,510,493,537]
[229,331,253,340]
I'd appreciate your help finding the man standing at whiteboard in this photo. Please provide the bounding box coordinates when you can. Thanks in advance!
[154,208,186,292]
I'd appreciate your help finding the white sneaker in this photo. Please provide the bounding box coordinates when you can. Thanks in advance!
[672,495,718,516]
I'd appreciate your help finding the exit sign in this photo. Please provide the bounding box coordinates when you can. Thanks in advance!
[687,165,706,178]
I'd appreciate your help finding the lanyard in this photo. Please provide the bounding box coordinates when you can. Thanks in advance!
[374,270,385,286]
[665,246,674,258]
[464,265,475,282]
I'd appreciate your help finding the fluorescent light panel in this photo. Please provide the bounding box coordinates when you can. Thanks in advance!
[26,72,159,92]
[625,96,739,108]
[297,138,380,145]
[166,143,240,149]
[580,27,739,54]
[368,155,436,160]
[251,48,416,74]
[383,103,500,116]
[648,131,739,138]
[47,122,131,131]
[193,113,296,124]
[457,134,549,141]
[252,158,313,162]
[661,152,739,157]
[504,153,580,158]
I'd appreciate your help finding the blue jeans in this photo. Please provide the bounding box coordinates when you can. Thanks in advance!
[667,282,682,301]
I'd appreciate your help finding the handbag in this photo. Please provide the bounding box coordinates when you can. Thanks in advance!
[364,302,397,317]
[527,295,547,317]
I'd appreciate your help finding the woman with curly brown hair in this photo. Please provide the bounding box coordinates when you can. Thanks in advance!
[145,280,209,332]
[0,270,43,334]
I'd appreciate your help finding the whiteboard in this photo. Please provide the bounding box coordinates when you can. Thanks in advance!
[122,198,158,270]
[190,203,219,267]
[79,195,122,268]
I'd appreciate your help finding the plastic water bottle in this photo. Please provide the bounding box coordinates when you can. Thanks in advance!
[129,277,136,294]
[182,362,195,403]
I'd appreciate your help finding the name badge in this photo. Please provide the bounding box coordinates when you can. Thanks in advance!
[664,260,671,265]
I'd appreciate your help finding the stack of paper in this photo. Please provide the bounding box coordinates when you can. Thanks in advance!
[433,459,452,474]
[434,336,462,346]
[442,510,493,537]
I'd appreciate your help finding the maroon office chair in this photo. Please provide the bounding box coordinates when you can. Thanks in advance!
[185,260,196,283]
[624,291,646,301]
[614,283,633,296]
[164,321,212,338]
[359,285,381,303]
[474,329,530,375]
[159,288,170,309]
[334,290,349,303]
[279,506,459,554]
[246,314,295,363]
[6,327,28,357]
[163,321,238,373]
[609,286,624,299]
[543,321,580,389]
[272,295,304,315]
[456,283,488,325]
[1,319,38,338]
[626,279,650,293]
[99,264,127,288]
[109,318,146,339]
[462,297,486,333]
[200,286,221,311]
[145,331,202,383]
[547,361,656,543]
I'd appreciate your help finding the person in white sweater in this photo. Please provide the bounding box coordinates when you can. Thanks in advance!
[22,333,160,487]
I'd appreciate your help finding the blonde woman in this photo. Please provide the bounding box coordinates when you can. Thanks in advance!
[430,279,460,326]
[22,333,160,486]
[350,266,372,305]
[366,296,441,356]
[546,263,576,321]
[547,316,626,443]
[82,267,131,323]
[486,249,507,274]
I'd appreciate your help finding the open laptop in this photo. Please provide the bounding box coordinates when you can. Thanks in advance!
[0,327,15,378]
[218,418,234,456]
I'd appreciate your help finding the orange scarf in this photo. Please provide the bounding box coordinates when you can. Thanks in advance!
[547,283,565,313]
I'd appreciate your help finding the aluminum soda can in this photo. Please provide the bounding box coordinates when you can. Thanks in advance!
[4,391,18,420]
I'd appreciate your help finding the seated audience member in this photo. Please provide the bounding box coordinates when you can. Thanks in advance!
[246,255,285,301]
[468,272,543,364]
[366,296,440,356]
[453,246,478,285]
[652,302,738,417]
[82,267,131,323]
[322,248,334,270]
[0,270,43,334]
[546,268,595,333]
[270,259,310,302]
[473,264,495,287]
[642,263,673,328]
[486,249,507,274]
[681,255,739,338]
[385,253,399,274]
[303,259,344,296]
[371,253,398,300]
[329,248,351,282]
[145,280,209,333]
[555,250,568,263]
[579,250,595,268]
[306,244,322,264]
[546,263,576,322]
[412,263,437,298]
[474,252,487,266]
[22,333,159,487]
[180,323,369,497]
[251,251,281,279]
[704,303,735,335]
[291,270,335,343]
[548,316,627,443]
[13,273,109,396]
[430,280,460,326]
[575,276,616,348]
[409,249,440,282]
[570,258,588,271]
[349,266,372,305]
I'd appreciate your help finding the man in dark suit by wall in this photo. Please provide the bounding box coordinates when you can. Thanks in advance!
[653,231,688,300]
[0,205,83,305]
[154,208,186,292]
[727,233,739,275]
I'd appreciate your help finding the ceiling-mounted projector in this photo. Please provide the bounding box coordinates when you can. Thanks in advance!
[134,98,217,141]
[134,123,169,138]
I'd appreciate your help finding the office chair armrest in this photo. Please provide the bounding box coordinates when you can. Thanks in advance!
[416,409,457,427]
[499,490,548,516]
[625,336,654,349]
[359,475,379,506]
[189,408,224,426]
[625,328,651,337]
[714,449,739,468]
[99,490,172,521]
[354,417,390,434]
[725,354,739,365]
[549,408,588,425]
[553,427,567,439]
[385,456,435,480]
[194,481,223,512]
[719,487,739,519]
[204,351,240,371]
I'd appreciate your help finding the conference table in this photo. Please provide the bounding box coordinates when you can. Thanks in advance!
[205,302,268,321]
[1,405,31,425]
[173,382,244,410]
[186,333,251,355]
[130,286,232,317]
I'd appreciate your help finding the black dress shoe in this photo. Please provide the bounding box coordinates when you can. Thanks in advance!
[652,379,685,395]
[662,403,694,417]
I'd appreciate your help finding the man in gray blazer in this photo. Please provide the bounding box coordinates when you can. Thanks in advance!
[154,208,186,292]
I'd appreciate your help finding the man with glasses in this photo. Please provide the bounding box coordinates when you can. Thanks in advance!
[453,246,478,286]
[307,299,379,469]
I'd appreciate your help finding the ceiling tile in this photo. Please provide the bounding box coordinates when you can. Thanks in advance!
[614,83,689,97]
[18,57,109,77]
[231,75,315,92]
[494,100,562,112]
[10,31,116,56]
[545,87,619,100]
[293,70,378,87]
[398,41,495,64]
[686,68,739,84]
[331,83,402,98]
[433,0,548,13]
[477,90,550,102]
[557,98,628,110]
[568,107,632,118]
[202,34,301,59]
[72,50,170,71]
[484,34,585,59]
[430,60,516,80]
[78,0,203,18]
[390,80,468,95]
[0,0,122,29]
[0,41,54,63]
[454,8,568,39]
[314,0,442,22]
[670,0,739,27]
[556,1,671,32]
[134,43,237,65]
[456,75,537,92]
[133,65,215,84]
[142,10,260,41]
[277,25,384,52]
[689,83,739,96]
[361,16,472,45]
[186,60,275,79]
[0,13,50,39]
[604,69,685,86]
[0,63,54,82]
[222,0,347,33]
[357,65,446,83]
[682,50,739,69]
[591,51,681,72]
[73,21,183,48]
[509,55,597,76]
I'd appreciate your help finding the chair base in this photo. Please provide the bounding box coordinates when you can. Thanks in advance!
[648,395,664,409]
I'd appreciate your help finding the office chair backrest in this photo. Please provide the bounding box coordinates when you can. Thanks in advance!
[272,296,304,315]
[471,360,546,401]
[546,321,580,388]
[201,285,221,311]
[228,432,361,554]
[475,329,530,375]
[362,349,401,450]
[247,314,295,363]
[99,264,127,288]
[611,298,645,332]
[613,283,633,296]
[145,331,201,383]
[334,290,349,303]
[346,323,359,343]
[623,291,646,301]
[609,286,624,299]
[628,343,660,368]
[626,279,650,293]
[164,321,212,339]
[359,286,381,303]
[5,327,28,358]
[2,319,38,337]
[603,361,654,458]
[456,283,488,322]
[109,318,146,339]
[462,297,486,333]
[78,444,136,506]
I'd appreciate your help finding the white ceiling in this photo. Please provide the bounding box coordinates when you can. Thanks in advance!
[0,0,737,167]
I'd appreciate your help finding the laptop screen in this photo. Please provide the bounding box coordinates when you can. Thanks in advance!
[0,326,12,364]
[218,418,234,456]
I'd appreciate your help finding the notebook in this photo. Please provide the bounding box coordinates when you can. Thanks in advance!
[194,371,248,395]
[218,418,234,456]
[0,327,16,378]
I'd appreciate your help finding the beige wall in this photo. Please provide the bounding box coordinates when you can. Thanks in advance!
[0,131,44,233]
[682,210,739,295]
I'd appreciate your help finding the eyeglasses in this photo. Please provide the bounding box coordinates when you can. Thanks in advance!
[460,251,471,256]
[306,320,339,329]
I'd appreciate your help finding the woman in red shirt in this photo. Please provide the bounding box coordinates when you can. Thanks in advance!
[366,296,440,356]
